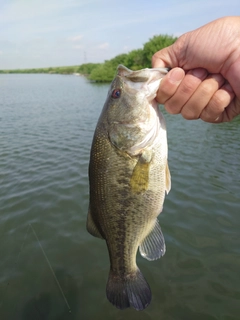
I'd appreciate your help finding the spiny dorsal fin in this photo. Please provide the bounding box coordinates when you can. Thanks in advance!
[139,219,166,261]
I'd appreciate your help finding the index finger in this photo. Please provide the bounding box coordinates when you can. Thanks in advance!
[156,68,185,104]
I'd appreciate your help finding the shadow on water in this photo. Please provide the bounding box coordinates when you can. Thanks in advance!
[21,269,78,320]
[21,293,51,320]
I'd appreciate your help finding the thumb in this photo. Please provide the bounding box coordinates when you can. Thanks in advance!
[152,45,179,69]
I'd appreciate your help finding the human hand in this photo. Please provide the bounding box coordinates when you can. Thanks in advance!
[152,16,240,123]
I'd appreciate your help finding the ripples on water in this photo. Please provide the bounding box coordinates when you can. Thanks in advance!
[0,74,239,320]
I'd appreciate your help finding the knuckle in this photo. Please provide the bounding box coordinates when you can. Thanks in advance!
[213,91,230,106]
[208,90,232,112]
[162,77,179,94]
[164,101,180,114]
[199,82,214,96]
[200,109,221,122]
[226,99,240,120]
[179,82,196,95]
[200,109,212,121]
[158,83,171,97]
[200,113,213,122]
[157,81,175,103]
[181,110,197,120]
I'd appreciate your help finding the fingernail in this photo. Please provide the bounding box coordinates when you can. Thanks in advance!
[168,68,185,83]
[191,68,208,79]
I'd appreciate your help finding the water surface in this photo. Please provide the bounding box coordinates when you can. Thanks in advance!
[0,74,239,320]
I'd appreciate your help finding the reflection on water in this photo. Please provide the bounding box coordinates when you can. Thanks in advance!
[0,74,240,319]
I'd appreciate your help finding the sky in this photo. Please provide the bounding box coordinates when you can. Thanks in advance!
[0,0,239,69]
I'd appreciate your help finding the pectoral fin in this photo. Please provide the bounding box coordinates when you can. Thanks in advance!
[86,207,104,239]
[130,150,152,193]
[165,161,171,194]
[139,219,166,261]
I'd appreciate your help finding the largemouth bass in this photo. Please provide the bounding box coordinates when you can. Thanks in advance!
[87,65,171,311]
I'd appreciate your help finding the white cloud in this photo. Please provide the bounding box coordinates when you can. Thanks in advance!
[73,44,84,50]
[97,42,109,50]
[68,35,84,42]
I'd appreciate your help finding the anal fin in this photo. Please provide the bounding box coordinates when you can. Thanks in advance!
[139,219,166,261]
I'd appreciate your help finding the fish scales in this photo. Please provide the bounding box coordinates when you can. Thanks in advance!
[87,65,171,311]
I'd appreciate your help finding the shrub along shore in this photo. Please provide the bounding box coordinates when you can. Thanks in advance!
[0,35,177,82]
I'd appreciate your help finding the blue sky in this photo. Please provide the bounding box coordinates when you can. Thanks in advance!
[0,0,239,69]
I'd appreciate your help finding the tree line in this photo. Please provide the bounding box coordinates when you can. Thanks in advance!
[0,34,177,82]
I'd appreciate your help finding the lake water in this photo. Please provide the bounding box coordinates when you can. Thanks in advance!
[0,74,239,320]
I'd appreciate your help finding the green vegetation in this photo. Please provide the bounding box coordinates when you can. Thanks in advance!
[89,34,177,82]
[0,34,177,82]
[77,63,101,75]
[0,64,101,75]
[88,53,128,82]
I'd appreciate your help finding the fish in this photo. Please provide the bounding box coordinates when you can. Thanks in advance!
[87,64,171,311]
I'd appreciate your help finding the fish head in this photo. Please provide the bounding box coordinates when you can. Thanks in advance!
[105,65,168,156]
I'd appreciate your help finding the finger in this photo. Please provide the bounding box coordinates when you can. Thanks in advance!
[181,74,225,120]
[221,97,240,122]
[200,82,235,123]
[223,57,240,103]
[164,68,208,114]
[156,68,185,104]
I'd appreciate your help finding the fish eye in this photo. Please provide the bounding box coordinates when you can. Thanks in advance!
[111,89,121,99]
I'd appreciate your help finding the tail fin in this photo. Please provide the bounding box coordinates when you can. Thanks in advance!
[106,269,151,311]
